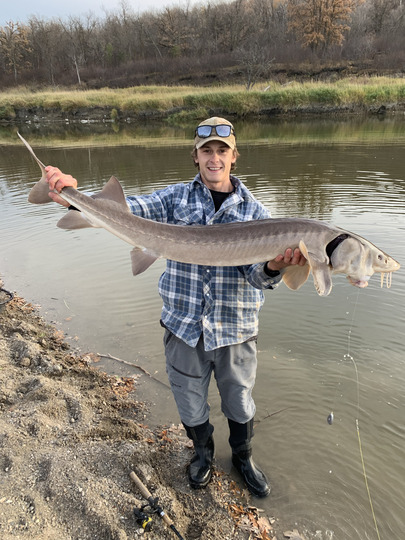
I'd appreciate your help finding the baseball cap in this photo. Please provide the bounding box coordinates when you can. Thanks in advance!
[194,117,236,150]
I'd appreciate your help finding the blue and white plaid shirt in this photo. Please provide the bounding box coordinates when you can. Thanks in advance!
[126,173,282,351]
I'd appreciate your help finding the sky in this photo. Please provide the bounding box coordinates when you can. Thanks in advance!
[0,0,196,26]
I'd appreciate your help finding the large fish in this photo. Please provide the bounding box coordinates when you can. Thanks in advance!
[20,132,400,296]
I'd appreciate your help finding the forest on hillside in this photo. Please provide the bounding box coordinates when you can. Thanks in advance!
[0,0,404,90]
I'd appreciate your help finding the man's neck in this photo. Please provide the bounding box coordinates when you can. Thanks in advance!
[200,174,234,193]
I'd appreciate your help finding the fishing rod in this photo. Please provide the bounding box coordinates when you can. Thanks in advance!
[129,470,185,539]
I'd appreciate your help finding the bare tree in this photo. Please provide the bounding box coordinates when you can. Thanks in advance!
[367,0,400,34]
[0,21,31,82]
[239,42,275,90]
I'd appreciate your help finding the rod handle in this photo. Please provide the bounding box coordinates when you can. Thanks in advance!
[129,471,152,500]
[129,471,174,527]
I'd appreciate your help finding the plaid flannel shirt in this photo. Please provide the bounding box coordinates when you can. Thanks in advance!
[126,173,282,351]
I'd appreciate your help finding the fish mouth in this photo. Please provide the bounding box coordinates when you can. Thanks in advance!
[347,276,370,288]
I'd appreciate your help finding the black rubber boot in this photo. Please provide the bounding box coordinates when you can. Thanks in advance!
[228,418,271,498]
[183,420,215,489]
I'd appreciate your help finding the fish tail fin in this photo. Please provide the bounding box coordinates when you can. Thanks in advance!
[18,132,52,205]
[28,177,52,204]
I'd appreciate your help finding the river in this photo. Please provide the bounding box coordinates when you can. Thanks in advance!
[1,117,404,539]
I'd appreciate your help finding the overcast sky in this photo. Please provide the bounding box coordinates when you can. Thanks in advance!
[1,0,196,26]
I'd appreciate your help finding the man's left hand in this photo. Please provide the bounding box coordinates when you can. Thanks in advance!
[267,248,307,272]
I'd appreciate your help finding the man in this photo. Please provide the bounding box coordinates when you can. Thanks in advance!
[46,117,306,498]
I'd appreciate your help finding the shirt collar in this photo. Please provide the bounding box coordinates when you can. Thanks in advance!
[192,173,243,195]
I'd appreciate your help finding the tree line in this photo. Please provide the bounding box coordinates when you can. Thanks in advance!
[0,0,404,89]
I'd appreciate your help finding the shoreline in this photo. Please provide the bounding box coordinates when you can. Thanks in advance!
[0,282,301,539]
[2,101,403,126]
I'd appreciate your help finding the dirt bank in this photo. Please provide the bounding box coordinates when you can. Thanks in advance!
[0,281,307,540]
[5,100,403,126]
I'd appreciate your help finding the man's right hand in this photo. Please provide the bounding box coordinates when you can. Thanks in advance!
[45,166,78,207]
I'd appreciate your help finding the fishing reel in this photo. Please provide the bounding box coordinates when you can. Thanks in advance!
[134,505,153,532]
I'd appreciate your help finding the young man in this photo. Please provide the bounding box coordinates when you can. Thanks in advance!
[46,117,306,498]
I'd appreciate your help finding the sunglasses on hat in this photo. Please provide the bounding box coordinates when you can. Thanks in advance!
[195,124,235,138]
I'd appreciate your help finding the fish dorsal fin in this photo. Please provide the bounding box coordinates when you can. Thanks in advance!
[130,247,159,275]
[299,240,333,296]
[282,264,311,291]
[91,176,129,209]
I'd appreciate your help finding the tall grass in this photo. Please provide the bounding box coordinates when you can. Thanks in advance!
[0,78,404,120]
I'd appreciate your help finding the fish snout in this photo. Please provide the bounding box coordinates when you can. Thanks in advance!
[391,259,401,272]
[377,254,400,273]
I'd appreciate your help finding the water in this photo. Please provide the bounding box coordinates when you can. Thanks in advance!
[1,119,404,539]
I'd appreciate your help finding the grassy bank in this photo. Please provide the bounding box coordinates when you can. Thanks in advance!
[1,77,405,123]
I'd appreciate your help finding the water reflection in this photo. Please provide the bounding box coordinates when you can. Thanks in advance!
[2,114,405,148]
[1,118,404,539]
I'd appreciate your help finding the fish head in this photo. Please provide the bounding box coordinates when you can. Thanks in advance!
[330,236,400,289]
[369,247,400,274]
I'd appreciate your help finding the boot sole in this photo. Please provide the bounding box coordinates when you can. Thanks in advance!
[189,470,212,489]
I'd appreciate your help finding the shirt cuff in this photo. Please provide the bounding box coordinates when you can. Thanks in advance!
[263,265,281,278]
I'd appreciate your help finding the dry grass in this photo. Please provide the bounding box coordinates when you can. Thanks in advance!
[1,77,404,120]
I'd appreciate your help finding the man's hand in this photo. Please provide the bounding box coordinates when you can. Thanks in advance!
[267,247,307,272]
[45,166,78,207]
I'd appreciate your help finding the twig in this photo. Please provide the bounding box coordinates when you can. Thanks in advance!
[255,407,292,424]
[97,353,171,389]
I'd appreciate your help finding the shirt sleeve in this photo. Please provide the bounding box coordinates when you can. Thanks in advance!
[126,187,174,222]
[239,263,284,290]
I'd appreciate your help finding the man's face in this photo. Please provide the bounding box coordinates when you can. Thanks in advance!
[194,141,236,192]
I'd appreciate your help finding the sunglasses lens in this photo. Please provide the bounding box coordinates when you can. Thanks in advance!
[197,125,212,138]
[196,124,233,138]
[215,125,232,137]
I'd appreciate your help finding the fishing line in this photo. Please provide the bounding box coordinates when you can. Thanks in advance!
[328,289,381,540]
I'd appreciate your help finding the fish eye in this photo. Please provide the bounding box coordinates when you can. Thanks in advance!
[378,254,383,260]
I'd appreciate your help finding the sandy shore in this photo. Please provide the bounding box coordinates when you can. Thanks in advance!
[0,281,301,540]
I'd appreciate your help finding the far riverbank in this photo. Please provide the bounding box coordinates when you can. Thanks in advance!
[1,77,405,125]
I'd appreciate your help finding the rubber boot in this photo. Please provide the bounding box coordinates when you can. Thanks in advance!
[228,418,271,498]
[183,420,215,489]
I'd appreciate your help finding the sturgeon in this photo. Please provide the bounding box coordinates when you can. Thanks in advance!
[20,132,400,296]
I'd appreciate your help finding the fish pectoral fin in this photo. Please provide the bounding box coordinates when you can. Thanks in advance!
[298,240,333,296]
[91,176,130,210]
[282,264,310,290]
[130,248,159,275]
[57,209,96,230]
